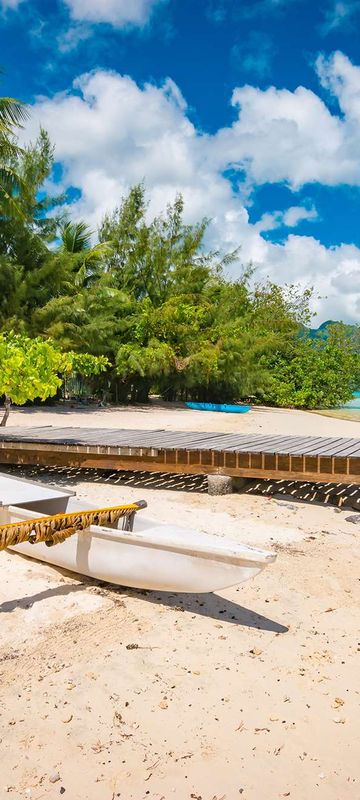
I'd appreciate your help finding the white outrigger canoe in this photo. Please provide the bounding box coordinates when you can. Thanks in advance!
[0,472,276,593]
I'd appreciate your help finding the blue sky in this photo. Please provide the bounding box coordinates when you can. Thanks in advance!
[2,0,360,322]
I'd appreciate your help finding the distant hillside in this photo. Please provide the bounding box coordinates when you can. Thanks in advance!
[308,320,359,340]
[308,320,337,339]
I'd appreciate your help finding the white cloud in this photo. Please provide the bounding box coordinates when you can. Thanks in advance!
[23,59,360,323]
[263,238,360,322]
[211,52,360,189]
[248,205,317,234]
[2,0,166,48]
[282,205,318,227]
[57,23,92,53]
[63,0,165,27]
[0,0,23,8]
[316,50,360,120]
[321,1,360,34]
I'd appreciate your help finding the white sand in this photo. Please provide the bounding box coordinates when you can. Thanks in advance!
[1,403,360,799]
[6,398,360,436]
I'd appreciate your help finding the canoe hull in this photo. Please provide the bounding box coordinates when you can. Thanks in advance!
[2,474,275,593]
[10,532,266,593]
[186,402,251,414]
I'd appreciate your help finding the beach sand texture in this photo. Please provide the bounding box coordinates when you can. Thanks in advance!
[5,399,360,435]
[0,403,360,799]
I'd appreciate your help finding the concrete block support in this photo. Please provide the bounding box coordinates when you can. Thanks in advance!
[207,475,251,495]
[207,474,234,495]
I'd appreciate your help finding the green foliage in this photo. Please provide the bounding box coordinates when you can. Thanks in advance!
[307,318,360,354]
[111,278,310,403]
[33,284,131,355]
[0,83,358,411]
[117,340,174,380]
[0,333,69,406]
[0,91,28,221]
[0,333,110,405]
[259,325,360,408]
[99,185,237,305]
[61,220,93,253]
[69,352,110,377]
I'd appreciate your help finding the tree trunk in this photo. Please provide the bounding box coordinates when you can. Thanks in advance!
[0,394,11,427]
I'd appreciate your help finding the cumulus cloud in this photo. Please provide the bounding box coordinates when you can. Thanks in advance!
[249,205,317,233]
[282,205,318,227]
[321,1,360,34]
[23,58,360,322]
[263,237,360,322]
[316,50,360,118]
[212,51,360,189]
[63,0,166,27]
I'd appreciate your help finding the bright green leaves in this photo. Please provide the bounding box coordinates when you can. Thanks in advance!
[0,333,110,421]
[69,352,110,377]
[0,333,68,406]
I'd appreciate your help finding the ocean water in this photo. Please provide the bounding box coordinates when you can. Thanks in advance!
[322,391,360,422]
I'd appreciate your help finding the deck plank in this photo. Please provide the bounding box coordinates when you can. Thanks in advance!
[1,426,360,454]
[2,425,360,483]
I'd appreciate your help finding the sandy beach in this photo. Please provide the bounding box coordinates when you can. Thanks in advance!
[1,403,360,799]
[5,399,360,436]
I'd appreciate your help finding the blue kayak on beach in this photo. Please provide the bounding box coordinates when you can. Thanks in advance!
[186,402,251,413]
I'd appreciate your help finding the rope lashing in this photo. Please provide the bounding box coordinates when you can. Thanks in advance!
[0,500,147,551]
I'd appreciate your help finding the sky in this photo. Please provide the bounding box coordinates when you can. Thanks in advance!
[2,0,360,323]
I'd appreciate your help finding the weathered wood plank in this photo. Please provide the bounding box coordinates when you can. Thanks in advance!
[0,426,359,455]
[2,426,360,484]
[0,444,357,485]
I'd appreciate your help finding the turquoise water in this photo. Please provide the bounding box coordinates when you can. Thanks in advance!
[325,391,360,421]
[340,391,360,410]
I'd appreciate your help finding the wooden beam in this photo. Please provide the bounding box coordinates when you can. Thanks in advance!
[0,441,360,484]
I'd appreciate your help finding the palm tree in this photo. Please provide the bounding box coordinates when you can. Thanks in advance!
[0,93,28,219]
[60,220,112,286]
[60,220,93,253]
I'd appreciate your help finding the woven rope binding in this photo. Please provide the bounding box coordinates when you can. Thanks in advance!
[0,501,147,551]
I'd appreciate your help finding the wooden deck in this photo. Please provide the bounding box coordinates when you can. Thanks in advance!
[1,426,360,484]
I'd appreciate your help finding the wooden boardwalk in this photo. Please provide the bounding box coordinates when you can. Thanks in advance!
[1,426,360,484]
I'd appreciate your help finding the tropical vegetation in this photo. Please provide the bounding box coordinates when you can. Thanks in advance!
[0,85,359,414]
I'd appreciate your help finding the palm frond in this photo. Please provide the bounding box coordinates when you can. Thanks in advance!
[0,168,27,221]
[0,97,28,132]
[61,221,94,253]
